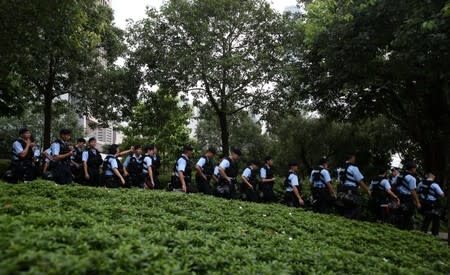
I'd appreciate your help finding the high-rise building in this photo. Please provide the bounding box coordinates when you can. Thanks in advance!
[99,0,112,8]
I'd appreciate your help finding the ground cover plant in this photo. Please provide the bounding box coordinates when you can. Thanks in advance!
[0,180,449,274]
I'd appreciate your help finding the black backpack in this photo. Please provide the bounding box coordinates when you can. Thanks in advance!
[127,156,143,175]
[418,180,437,201]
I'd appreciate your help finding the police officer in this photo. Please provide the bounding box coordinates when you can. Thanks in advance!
[394,161,421,230]
[82,137,103,187]
[212,154,226,186]
[241,160,260,202]
[152,145,163,189]
[218,148,242,199]
[103,144,126,188]
[310,158,336,213]
[123,145,144,188]
[284,162,305,207]
[337,154,371,219]
[389,167,400,188]
[143,144,156,189]
[32,141,42,178]
[50,129,74,185]
[71,138,86,184]
[369,169,400,222]
[259,156,276,203]
[42,147,53,177]
[172,145,194,193]
[417,173,445,236]
[10,128,35,183]
[195,147,217,195]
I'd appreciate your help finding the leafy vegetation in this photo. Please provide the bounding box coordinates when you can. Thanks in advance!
[0,181,448,274]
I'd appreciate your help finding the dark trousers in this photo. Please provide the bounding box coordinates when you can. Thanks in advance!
[71,164,83,184]
[312,188,333,214]
[153,175,164,189]
[52,162,72,185]
[215,179,236,199]
[396,195,415,230]
[196,175,212,195]
[104,175,121,188]
[420,200,440,236]
[285,192,301,208]
[87,167,101,187]
[241,183,258,202]
[340,189,362,220]
[127,173,144,188]
[259,184,275,203]
[11,160,35,182]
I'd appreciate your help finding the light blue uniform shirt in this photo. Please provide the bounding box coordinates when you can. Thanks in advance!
[104,156,118,176]
[286,173,299,192]
[242,167,252,179]
[309,167,331,188]
[343,164,364,188]
[397,174,416,195]
[175,155,188,178]
[213,165,220,179]
[12,140,25,160]
[369,178,391,191]
[82,149,97,162]
[418,181,444,201]
[143,155,153,174]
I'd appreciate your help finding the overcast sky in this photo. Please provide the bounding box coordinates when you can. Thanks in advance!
[112,0,298,29]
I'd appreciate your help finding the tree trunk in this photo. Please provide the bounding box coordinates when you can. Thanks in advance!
[218,112,229,154]
[43,91,53,149]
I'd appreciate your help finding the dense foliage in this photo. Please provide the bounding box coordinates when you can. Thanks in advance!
[0,181,449,274]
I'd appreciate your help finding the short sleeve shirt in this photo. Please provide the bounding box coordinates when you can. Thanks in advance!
[286,173,299,192]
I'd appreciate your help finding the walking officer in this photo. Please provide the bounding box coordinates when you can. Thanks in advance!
[241,160,260,202]
[259,156,276,203]
[9,128,35,183]
[171,145,194,193]
[310,158,336,213]
[394,161,421,230]
[337,153,371,219]
[143,144,156,189]
[284,161,305,208]
[71,138,86,184]
[103,144,126,188]
[218,148,242,199]
[417,173,445,236]
[49,129,74,185]
[123,145,144,188]
[195,147,217,195]
[369,168,399,222]
[82,137,103,187]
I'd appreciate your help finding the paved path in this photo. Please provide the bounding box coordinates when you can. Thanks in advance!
[438,232,448,241]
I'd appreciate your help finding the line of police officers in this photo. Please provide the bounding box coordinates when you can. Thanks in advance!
[7,128,446,236]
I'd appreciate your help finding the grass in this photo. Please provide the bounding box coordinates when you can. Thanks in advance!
[0,180,449,274]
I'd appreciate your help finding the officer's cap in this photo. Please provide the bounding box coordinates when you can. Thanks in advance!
[88,137,96,143]
[250,160,261,166]
[288,161,298,167]
[405,161,417,170]
[264,156,272,162]
[77,138,86,143]
[183,144,193,152]
[134,144,142,150]
[207,147,217,154]
[18,128,30,135]
[231,147,242,156]
[60,128,72,135]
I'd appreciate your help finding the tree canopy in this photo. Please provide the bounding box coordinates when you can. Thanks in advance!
[127,0,284,153]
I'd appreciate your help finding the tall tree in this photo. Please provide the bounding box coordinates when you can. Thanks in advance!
[127,0,283,153]
[0,0,139,148]
[281,0,450,241]
[196,104,270,162]
[121,88,192,164]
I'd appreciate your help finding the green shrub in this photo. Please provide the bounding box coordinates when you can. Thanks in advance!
[0,180,448,274]
[0,159,11,176]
